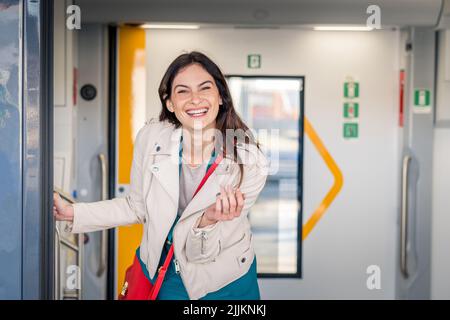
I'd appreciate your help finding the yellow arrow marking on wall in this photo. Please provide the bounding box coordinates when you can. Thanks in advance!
[302,117,344,240]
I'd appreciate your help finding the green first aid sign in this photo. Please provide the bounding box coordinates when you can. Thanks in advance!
[344,82,359,98]
[414,89,430,106]
[413,89,431,114]
[343,123,358,139]
[344,102,359,118]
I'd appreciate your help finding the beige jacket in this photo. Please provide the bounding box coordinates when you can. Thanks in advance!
[68,119,269,300]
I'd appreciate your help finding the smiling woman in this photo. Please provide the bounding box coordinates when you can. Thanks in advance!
[53,51,269,300]
[161,63,222,167]
[158,52,260,182]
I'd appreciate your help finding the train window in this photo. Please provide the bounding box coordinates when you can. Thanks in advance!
[226,76,304,277]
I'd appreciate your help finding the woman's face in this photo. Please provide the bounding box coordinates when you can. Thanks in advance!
[166,63,222,132]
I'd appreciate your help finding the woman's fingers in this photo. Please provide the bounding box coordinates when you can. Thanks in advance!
[54,213,67,221]
[227,186,237,218]
[208,185,247,222]
[220,186,230,217]
[235,188,245,218]
[214,195,222,220]
[53,192,62,217]
[53,192,74,221]
[53,192,65,213]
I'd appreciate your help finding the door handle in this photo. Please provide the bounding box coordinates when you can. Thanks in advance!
[400,155,411,278]
[97,153,108,277]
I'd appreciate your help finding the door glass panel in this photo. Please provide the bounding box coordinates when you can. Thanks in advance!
[227,76,303,276]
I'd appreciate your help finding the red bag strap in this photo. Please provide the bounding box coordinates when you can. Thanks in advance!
[148,153,224,300]
[148,245,175,300]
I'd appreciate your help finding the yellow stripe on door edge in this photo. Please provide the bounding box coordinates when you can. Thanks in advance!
[116,26,145,296]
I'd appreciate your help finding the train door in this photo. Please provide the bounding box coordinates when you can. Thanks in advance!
[0,0,53,299]
[52,19,146,300]
[73,23,111,300]
[396,27,436,299]
[53,0,84,299]
[53,1,114,299]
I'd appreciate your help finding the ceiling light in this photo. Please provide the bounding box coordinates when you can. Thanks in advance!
[140,24,200,30]
[313,26,373,31]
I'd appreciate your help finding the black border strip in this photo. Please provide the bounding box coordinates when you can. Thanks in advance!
[106,25,117,300]
[433,30,438,126]
[40,0,54,299]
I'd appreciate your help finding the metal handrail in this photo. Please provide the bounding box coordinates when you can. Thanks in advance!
[400,155,411,278]
[60,237,79,251]
[54,187,76,204]
[54,189,83,299]
[54,223,61,300]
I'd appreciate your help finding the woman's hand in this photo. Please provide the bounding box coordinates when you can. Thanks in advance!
[198,185,245,228]
[53,192,74,222]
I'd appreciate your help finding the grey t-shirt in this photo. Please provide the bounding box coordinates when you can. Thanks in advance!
[178,162,209,216]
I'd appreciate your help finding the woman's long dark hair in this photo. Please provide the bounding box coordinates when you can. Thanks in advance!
[158,51,258,186]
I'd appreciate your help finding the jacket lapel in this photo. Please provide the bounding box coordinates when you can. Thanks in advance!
[148,127,182,206]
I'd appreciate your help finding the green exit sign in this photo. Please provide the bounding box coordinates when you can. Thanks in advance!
[344,81,359,98]
[343,123,358,139]
[248,54,261,69]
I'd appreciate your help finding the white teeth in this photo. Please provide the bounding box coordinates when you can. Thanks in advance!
[186,108,208,115]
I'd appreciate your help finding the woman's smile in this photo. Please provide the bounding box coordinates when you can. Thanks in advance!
[185,106,210,118]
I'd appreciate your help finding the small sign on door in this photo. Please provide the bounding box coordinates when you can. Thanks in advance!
[343,123,358,139]
[247,54,261,69]
[344,81,359,98]
[344,102,359,119]
[413,89,431,113]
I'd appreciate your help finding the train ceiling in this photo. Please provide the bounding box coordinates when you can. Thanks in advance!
[75,0,445,28]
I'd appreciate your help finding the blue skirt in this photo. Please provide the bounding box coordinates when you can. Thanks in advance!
[136,242,260,300]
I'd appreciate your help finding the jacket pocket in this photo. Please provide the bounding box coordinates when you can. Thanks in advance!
[223,231,245,251]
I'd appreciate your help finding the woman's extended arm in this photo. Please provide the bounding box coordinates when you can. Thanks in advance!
[54,126,149,233]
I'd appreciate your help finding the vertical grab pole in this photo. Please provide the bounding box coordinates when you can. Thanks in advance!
[400,155,411,278]
[97,154,108,277]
